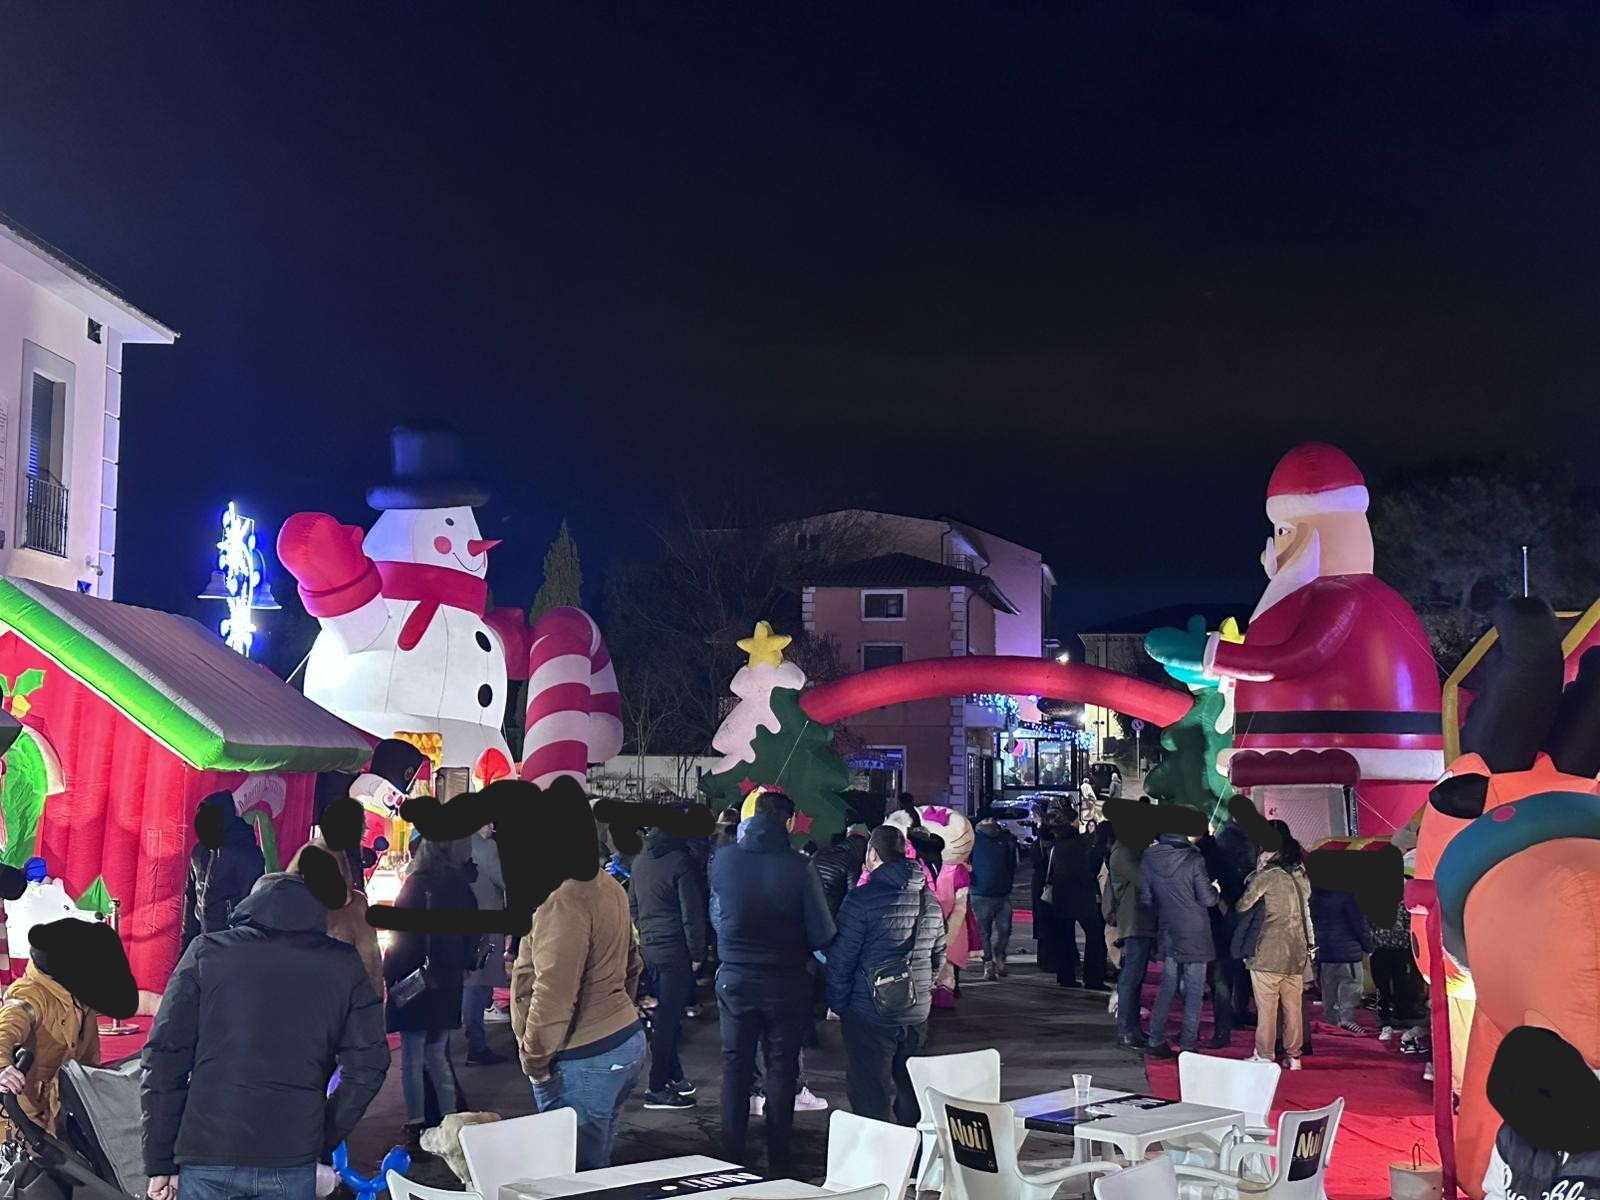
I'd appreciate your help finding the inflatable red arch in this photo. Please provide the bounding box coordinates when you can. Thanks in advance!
[799,656,1191,727]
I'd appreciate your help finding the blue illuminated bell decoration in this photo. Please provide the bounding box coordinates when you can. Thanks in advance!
[197,501,280,657]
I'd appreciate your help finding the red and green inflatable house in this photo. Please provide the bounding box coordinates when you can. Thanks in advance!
[0,577,373,1009]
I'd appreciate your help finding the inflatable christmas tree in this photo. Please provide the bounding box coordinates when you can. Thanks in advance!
[1144,616,1240,826]
[699,622,850,846]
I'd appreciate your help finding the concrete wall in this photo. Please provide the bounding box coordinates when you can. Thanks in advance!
[0,264,115,595]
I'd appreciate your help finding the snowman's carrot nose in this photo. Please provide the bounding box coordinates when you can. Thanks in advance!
[467,539,500,557]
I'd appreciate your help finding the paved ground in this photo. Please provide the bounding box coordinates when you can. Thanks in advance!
[349,868,1149,1188]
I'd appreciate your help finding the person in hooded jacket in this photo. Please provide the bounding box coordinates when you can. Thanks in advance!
[629,828,709,1110]
[383,837,480,1139]
[142,874,389,1200]
[826,825,946,1126]
[708,791,835,1175]
[1106,829,1156,1050]
[1138,832,1220,1057]
[182,791,265,953]
[1030,819,1061,976]
[1234,824,1315,1069]
[970,809,1018,980]
[1309,883,1374,1032]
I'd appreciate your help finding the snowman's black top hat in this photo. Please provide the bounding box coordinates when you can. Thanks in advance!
[367,424,490,510]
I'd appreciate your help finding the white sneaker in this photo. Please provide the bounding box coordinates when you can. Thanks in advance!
[1423,1062,1435,1083]
[483,1007,511,1024]
[1379,1025,1396,1041]
[1287,1058,1303,1071]
[1248,1054,1275,1064]
[826,1009,841,1021]
[749,1094,765,1117]
[794,1087,829,1112]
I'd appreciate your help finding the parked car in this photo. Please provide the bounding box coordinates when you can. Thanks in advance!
[987,803,1036,849]
[1086,762,1123,799]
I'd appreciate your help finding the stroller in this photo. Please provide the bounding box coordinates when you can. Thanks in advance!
[1,1050,144,1200]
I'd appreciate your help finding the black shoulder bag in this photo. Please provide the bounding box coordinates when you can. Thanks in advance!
[389,888,434,1008]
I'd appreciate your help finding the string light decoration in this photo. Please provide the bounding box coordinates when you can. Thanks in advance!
[198,502,280,657]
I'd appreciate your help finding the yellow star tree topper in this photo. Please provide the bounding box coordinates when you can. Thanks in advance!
[738,620,792,668]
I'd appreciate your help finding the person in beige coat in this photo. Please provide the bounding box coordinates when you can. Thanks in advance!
[286,836,384,997]
[511,870,644,1170]
[1234,822,1316,1069]
[0,957,99,1136]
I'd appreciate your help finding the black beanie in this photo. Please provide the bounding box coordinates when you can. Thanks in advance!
[369,739,426,792]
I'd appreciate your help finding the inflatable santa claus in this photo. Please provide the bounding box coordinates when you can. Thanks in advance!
[1150,442,1443,834]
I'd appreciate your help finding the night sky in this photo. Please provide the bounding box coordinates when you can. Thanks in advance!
[5,3,1600,641]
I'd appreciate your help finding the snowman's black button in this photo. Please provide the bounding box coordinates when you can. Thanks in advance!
[476,632,492,652]
[478,684,494,708]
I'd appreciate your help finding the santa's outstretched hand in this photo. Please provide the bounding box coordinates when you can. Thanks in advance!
[277,512,387,653]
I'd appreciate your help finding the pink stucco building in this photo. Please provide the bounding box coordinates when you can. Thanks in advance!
[785,511,1055,811]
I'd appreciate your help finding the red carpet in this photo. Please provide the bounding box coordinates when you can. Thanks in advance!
[1138,976,1440,1199]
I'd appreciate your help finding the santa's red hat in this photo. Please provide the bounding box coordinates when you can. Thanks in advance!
[1266,442,1369,523]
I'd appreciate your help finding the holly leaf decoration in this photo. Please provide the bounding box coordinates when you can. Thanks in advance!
[12,670,45,699]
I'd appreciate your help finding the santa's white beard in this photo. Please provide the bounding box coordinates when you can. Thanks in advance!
[1252,528,1322,622]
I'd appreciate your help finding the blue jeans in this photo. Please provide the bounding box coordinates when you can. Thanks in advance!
[532,1029,646,1170]
[463,983,494,1056]
[1116,936,1153,1042]
[1147,958,1208,1050]
[970,895,1013,960]
[179,1164,316,1200]
[400,1029,456,1123]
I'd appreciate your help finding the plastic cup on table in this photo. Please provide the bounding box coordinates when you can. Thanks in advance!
[1073,1073,1092,1105]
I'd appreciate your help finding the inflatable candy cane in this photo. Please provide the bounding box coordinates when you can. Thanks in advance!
[520,607,624,788]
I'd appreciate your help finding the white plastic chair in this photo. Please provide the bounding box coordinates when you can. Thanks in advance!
[927,1088,1118,1200]
[459,1110,578,1200]
[1171,1099,1344,1200]
[823,1110,920,1200]
[387,1170,484,1200]
[1165,1053,1281,1167]
[1095,1156,1178,1200]
[814,1187,890,1200]
[906,1049,1017,1192]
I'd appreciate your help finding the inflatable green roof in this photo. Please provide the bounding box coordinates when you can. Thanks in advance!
[0,577,372,773]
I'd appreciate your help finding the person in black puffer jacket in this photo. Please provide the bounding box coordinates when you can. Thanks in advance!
[826,825,946,1126]
[142,874,389,1197]
[708,792,835,1174]
[629,829,710,1107]
[182,791,266,953]
[383,838,480,1138]
[813,827,870,919]
[1309,884,1373,1030]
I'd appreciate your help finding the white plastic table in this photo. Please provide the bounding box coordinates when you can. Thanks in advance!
[500,1155,831,1200]
[1011,1086,1245,1162]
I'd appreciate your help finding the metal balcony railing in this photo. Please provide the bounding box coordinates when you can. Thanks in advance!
[24,473,69,557]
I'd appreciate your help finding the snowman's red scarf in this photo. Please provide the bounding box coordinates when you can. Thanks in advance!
[375,562,489,651]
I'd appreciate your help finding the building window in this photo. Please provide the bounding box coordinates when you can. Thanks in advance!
[861,643,905,671]
[20,356,71,559]
[861,589,906,620]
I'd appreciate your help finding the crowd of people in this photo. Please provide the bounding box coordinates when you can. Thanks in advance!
[1026,794,1429,1071]
[0,781,1436,1200]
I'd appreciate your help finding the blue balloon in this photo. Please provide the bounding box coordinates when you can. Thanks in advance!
[23,858,46,883]
[331,1142,411,1200]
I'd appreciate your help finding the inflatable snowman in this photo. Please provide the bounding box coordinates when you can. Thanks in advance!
[278,427,512,769]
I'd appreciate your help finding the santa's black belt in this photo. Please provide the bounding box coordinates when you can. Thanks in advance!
[1235,710,1442,735]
